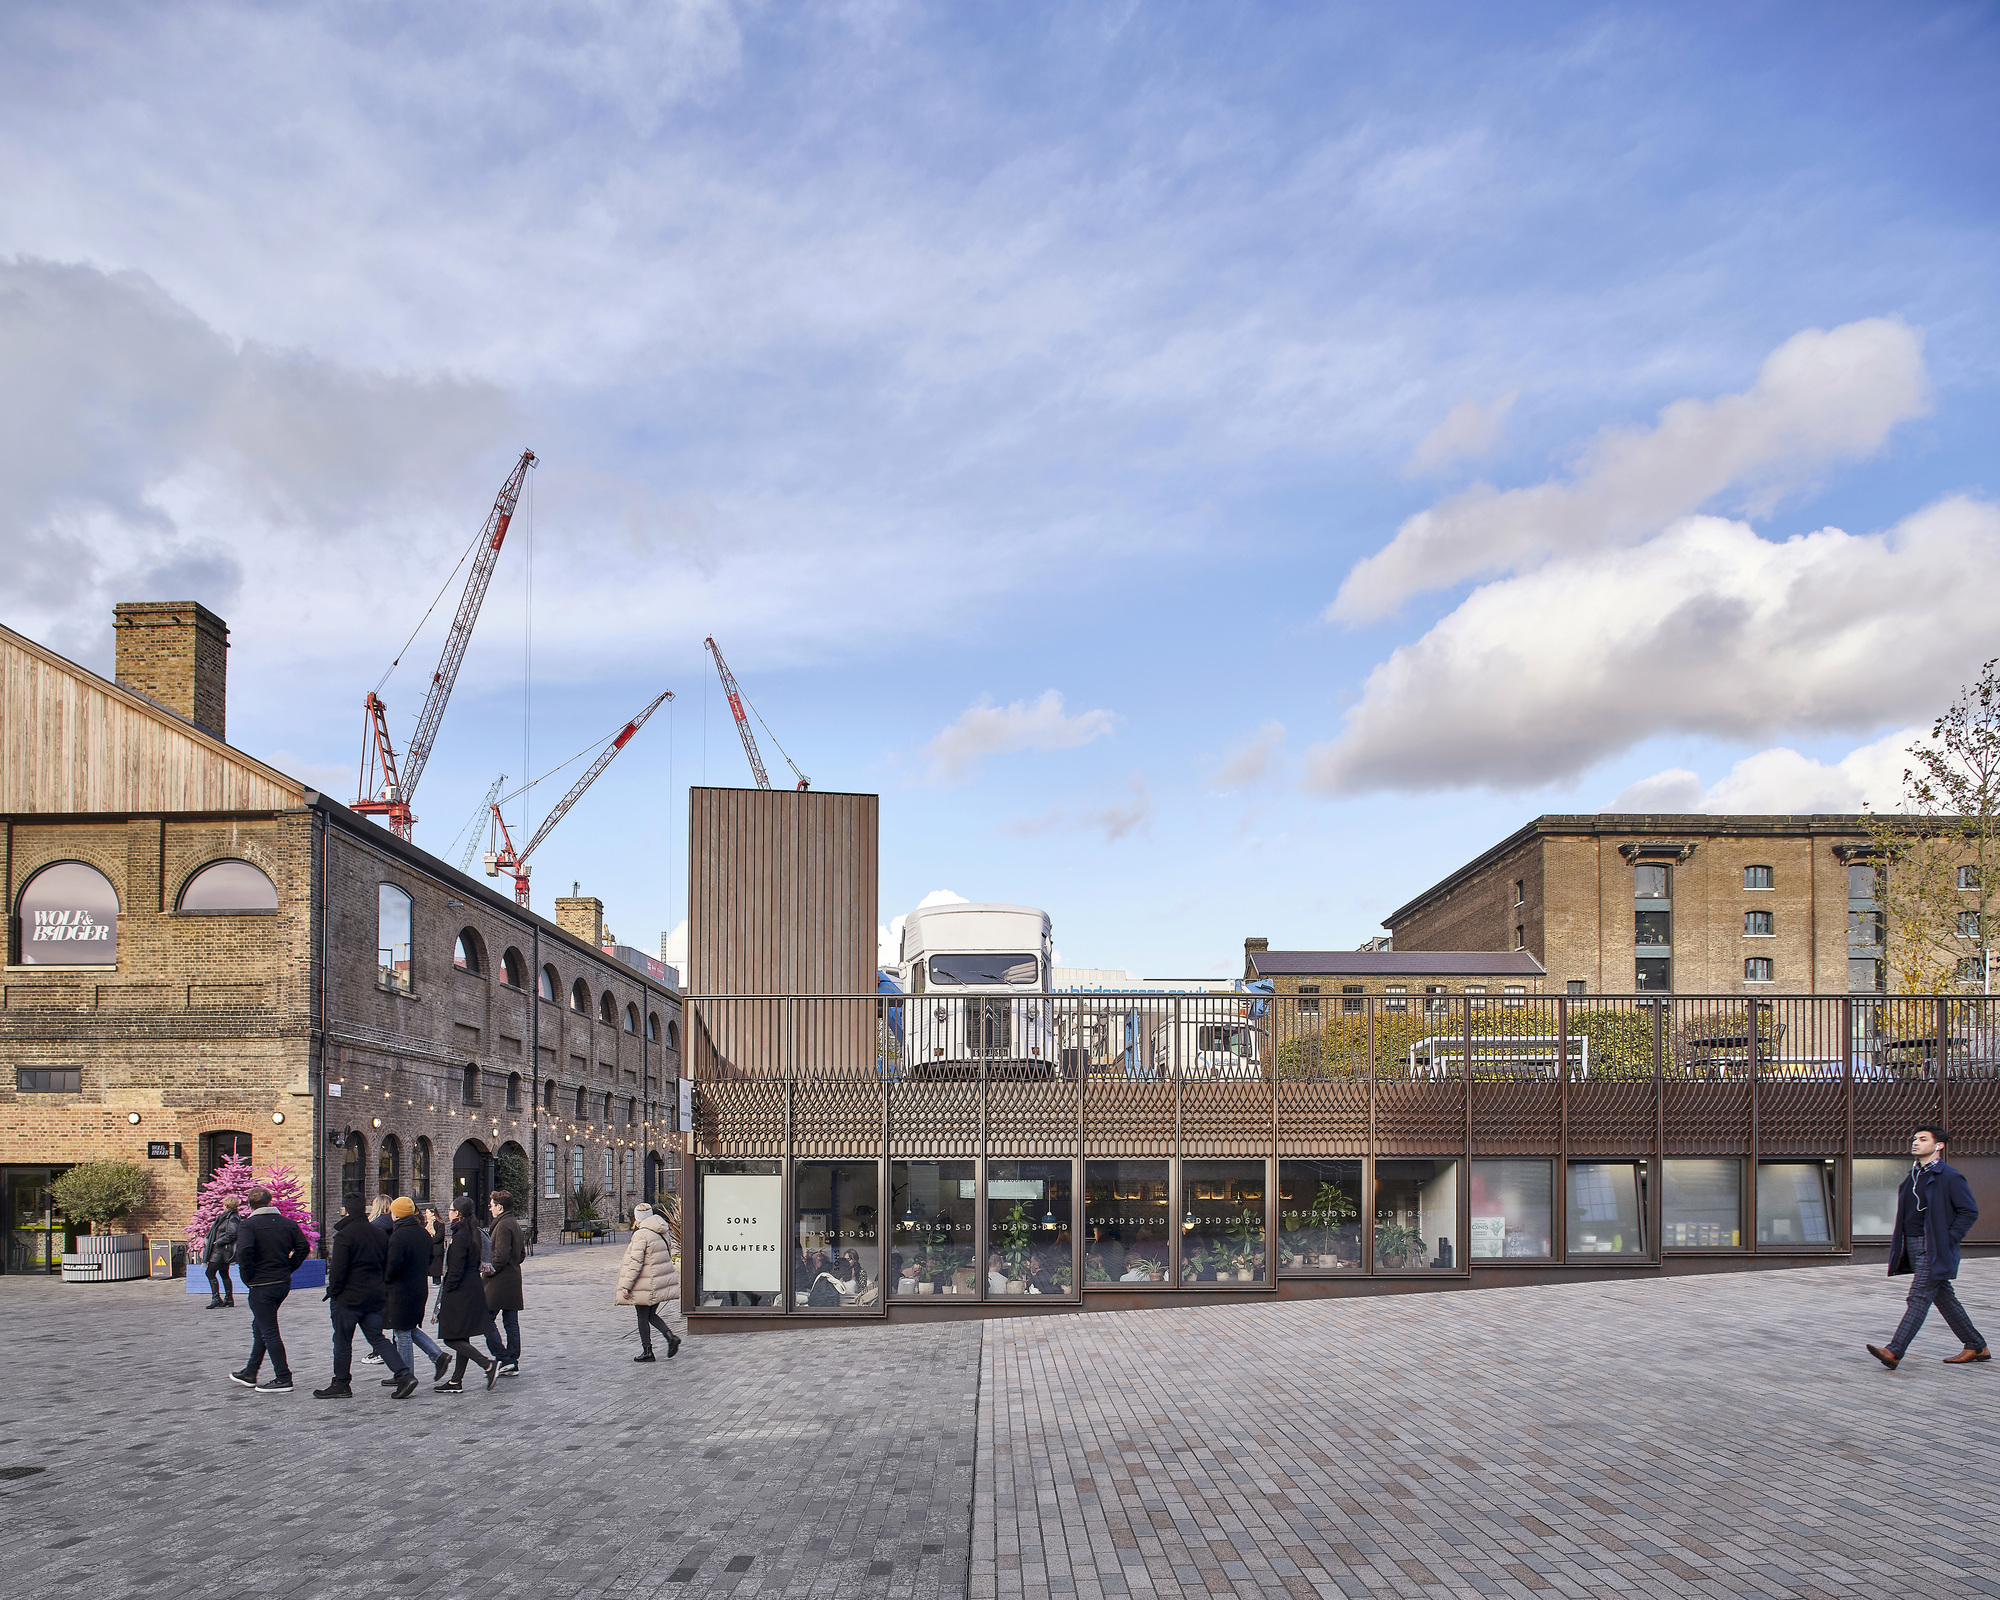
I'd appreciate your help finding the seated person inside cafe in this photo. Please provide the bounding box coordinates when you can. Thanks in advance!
[987,1250,1009,1293]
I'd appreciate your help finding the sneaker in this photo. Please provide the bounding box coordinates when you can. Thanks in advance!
[229,1369,259,1388]
[434,1379,464,1393]
[361,1354,383,1365]
[312,1382,353,1399]
[258,1378,294,1394]
[499,1362,519,1376]
[379,1377,399,1386]
[392,1372,420,1399]
[433,1352,451,1382]
[484,1361,500,1392]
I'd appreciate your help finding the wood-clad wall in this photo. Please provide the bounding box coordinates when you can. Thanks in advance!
[688,787,878,995]
[0,626,302,815]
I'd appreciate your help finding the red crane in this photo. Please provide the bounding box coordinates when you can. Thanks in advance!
[355,449,536,838]
[483,689,673,905]
[703,635,810,791]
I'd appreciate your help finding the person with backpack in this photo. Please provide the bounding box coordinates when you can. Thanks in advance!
[202,1196,240,1309]
[227,1186,310,1394]
[614,1202,681,1360]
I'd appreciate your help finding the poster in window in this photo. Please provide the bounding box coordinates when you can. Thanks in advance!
[1470,1215,1506,1258]
[703,1173,782,1293]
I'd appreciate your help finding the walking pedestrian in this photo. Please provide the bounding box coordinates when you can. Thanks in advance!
[202,1196,241,1309]
[383,1197,450,1383]
[1868,1124,1989,1369]
[435,1197,500,1392]
[369,1195,395,1237]
[317,1192,417,1399]
[615,1201,681,1361]
[482,1190,526,1375]
[227,1186,309,1393]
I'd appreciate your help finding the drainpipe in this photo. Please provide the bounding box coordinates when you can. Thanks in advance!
[531,924,541,1245]
[313,804,331,1255]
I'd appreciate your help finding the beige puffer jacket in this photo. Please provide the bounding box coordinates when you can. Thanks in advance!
[616,1213,679,1306]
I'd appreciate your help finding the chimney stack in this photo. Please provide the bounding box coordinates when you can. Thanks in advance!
[1244,936,1268,980]
[113,602,229,741]
[555,895,605,949]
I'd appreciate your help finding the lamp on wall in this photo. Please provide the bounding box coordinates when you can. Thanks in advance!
[127,1111,142,1125]
[271,1112,285,1125]
[372,1117,382,1130]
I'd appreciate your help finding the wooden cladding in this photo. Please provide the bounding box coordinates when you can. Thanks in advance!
[1,624,301,815]
[687,787,878,997]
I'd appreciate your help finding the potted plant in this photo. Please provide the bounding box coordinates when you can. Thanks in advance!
[1374,1217,1423,1268]
[1230,1205,1262,1280]
[1086,1255,1112,1285]
[1127,1254,1164,1282]
[1051,1259,1073,1292]
[1316,1180,1357,1267]
[998,1199,1033,1291]
[53,1161,147,1246]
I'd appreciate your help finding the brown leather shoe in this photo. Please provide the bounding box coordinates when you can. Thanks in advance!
[1867,1344,1901,1369]
[1942,1346,1991,1364]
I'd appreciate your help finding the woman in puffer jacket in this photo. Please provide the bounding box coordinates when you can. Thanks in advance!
[615,1203,681,1362]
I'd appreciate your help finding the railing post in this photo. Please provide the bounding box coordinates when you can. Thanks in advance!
[1936,995,1951,1134]
[1365,996,1377,1275]
[1651,998,1664,1263]
[1555,993,1569,1264]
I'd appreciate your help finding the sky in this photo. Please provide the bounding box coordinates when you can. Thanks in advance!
[3,2,1997,980]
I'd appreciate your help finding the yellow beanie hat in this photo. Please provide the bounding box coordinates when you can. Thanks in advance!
[390,1196,416,1219]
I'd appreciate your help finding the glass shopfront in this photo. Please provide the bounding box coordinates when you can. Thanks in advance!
[1470,1159,1552,1260]
[1374,1160,1459,1271]
[1663,1159,1741,1248]
[1278,1159,1362,1271]
[1851,1158,1904,1237]
[890,1160,977,1297]
[1179,1160,1266,1285]
[1084,1160,1172,1285]
[1566,1162,1646,1257]
[3,1166,74,1275]
[985,1160,1073,1296]
[1757,1161,1834,1249]
[697,1160,784,1310]
[793,1161,882,1310]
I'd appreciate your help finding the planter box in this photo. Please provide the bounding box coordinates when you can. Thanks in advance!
[184,1259,328,1294]
[73,1233,144,1258]
[62,1249,147,1282]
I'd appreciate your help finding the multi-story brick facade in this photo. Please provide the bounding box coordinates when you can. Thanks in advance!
[1384,813,1979,995]
[1241,941,1547,1008]
[0,608,680,1272]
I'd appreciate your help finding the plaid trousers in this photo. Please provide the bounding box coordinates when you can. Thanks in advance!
[1889,1236,1986,1356]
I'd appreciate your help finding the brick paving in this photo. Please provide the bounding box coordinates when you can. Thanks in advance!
[2,1252,1995,1599]
[973,1259,2000,1600]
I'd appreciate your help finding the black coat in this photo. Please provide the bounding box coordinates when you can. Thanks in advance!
[1888,1158,1979,1280]
[204,1210,240,1267]
[428,1225,448,1281]
[484,1212,526,1313]
[326,1212,389,1310]
[373,1213,395,1239]
[436,1221,488,1341]
[382,1215,434,1331]
[232,1208,310,1288]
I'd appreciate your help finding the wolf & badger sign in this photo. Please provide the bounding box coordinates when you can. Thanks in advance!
[16,862,119,965]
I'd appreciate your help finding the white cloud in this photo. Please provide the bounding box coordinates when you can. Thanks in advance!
[1000,775,1152,843]
[661,920,688,971]
[1332,319,1929,622]
[1215,721,1286,789]
[924,691,1115,783]
[1404,390,1518,474]
[1306,497,2000,795]
[1608,728,1921,815]
[878,889,969,968]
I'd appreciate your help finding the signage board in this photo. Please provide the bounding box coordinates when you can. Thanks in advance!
[147,1142,172,1159]
[17,862,120,966]
[679,1077,693,1133]
[702,1173,782,1293]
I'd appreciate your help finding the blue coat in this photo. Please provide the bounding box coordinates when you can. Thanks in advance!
[1887,1159,1978,1280]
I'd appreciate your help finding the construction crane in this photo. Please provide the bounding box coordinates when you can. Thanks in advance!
[450,775,508,873]
[354,449,536,838]
[483,689,673,905]
[703,635,810,791]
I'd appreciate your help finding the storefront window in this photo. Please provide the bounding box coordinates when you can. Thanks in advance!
[1278,1159,1361,1270]
[793,1161,881,1310]
[1179,1159,1266,1284]
[1084,1161,1171,1285]
[1374,1160,1459,1270]
[1470,1159,1552,1259]
[1566,1162,1645,1256]
[341,1132,366,1205]
[1663,1159,1739,1247]
[199,1130,251,1187]
[16,861,119,966]
[890,1161,977,1297]
[1851,1157,1905,1236]
[378,1134,401,1197]
[986,1160,1073,1296]
[698,1159,782,1309]
[413,1137,431,1202]
[1757,1162,1833,1248]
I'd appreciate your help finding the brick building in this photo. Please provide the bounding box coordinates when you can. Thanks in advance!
[1,605,680,1272]
[1384,813,1974,995]
[1240,941,1547,1009]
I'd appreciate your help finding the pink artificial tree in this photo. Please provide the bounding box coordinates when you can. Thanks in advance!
[187,1153,322,1256]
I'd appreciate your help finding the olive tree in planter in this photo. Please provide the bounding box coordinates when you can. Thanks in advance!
[52,1161,148,1247]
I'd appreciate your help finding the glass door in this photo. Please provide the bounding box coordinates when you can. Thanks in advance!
[4,1167,73,1275]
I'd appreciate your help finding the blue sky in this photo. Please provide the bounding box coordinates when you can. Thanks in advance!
[3,2,1996,978]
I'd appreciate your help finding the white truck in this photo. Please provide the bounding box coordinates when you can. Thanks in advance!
[896,903,1055,1077]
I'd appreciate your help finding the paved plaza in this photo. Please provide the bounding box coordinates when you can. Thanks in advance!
[0,1252,1995,1600]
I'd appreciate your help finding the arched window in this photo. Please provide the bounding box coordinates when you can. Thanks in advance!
[624,1002,639,1034]
[454,928,483,974]
[16,861,119,966]
[506,1072,521,1109]
[378,884,413,991]
[626,1096,636,1125]
[378,1134,401,1196]
[646,1011,660,1042]
[501,948,525,987]
[602,1091,614,1123]
[539,964,559,1002]
[199,1129,252,1186]
[571,978,591,1014]
[341,1131,367,1204]
[574,1085,587,1120]
[461,1064,481,1105]
[542,1078,556,1112]
[598,990,616,1025]
[666,1020,680,1053]
[178,859,278,914]
[413,1137,432,1201]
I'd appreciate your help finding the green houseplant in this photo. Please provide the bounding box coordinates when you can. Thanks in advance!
[1315,1180,1357,1264]
[1374,1216,1424,1268]
[998,1200,1033,1288]
[1126,1254,1164,1282]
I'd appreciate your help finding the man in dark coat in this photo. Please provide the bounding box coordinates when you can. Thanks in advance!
[482,1190,527,1374]
[228,1186,310,1393]
[203,1197,240,1308]
[383,1197,451,1384]
[317,1193,416,1399]
[1868,1124,1988,1369]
